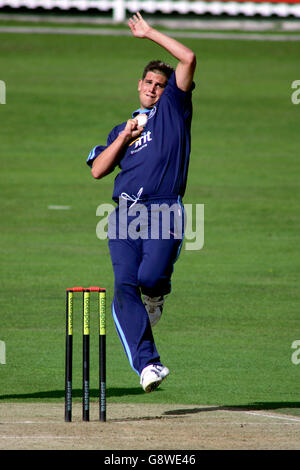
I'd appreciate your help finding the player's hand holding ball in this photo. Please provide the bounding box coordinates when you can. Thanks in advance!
[122,117,144,142]
[136,114,148,127]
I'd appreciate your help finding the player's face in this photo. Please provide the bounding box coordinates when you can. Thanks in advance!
[138,71,168,109]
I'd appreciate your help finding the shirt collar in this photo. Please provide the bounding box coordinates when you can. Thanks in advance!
[132,108,151,118]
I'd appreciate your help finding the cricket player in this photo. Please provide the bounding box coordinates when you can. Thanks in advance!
[87,13,196,392]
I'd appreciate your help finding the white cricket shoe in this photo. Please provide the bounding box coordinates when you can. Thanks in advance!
[140,364,170,393]
[143,295,164,327]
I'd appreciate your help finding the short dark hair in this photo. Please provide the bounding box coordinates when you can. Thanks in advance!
[142,60,174,80]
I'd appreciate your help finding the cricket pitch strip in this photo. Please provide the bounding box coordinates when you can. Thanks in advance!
[0,402,299,450]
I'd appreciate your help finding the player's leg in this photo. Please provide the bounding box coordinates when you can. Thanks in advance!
[139,198,184,326]
[138,236,183,327]
[136,238,181,389]
[108,237,162,375]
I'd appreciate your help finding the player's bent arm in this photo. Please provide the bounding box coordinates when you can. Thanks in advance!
[91,119,143,179]
[146,28,196,92]
[174,54,196,93]
[128,12,196,92]
[91,134,126,179]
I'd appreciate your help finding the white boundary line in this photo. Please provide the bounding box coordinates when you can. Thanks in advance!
[1,14,300,31]
[244,411,300,423]
[1,25,300,40]
[2,408,300,425]
[48,205,71,210]
[221,409,300,423]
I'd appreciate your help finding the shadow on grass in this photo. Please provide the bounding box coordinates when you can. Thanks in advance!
[0,387,144,400]
[164,402,300,416]
[0,389,299,416]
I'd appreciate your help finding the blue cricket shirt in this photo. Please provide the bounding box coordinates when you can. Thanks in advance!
[87,72,195,203]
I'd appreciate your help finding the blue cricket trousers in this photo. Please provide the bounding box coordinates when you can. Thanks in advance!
[108,197,184,375]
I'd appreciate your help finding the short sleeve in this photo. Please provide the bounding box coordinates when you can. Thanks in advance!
[162,72,195,114]
[86,127,119,168]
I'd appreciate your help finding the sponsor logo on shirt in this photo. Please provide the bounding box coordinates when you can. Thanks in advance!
[129,131,152,155]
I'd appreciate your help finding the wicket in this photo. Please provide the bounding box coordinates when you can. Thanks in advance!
[65,286,106,422]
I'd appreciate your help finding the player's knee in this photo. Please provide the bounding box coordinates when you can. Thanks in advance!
[139,273,171,298]
[138,271,161,291]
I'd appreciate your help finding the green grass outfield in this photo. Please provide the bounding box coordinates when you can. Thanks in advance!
[0,27,299,416]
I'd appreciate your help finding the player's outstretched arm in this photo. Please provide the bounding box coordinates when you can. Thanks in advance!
[128,12,196,92]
